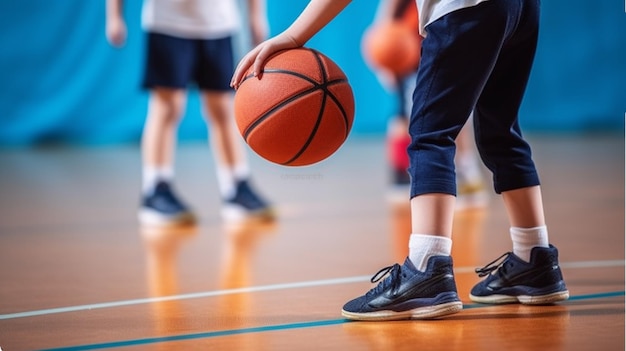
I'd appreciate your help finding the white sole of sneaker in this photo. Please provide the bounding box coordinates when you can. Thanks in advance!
[221,205,276,223]
[138,209,196,227]
[341,301,463,321]
[518,290,571,304]
[469,290,570,305]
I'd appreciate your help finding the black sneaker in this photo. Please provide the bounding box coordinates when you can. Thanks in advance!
[222,179,274,221]
[342,256,463,321]
[139,181,195,226]
[469,245,569,304]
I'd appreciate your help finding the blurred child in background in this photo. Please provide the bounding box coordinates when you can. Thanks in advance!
[106,0,274,226]
[367,0,487,209]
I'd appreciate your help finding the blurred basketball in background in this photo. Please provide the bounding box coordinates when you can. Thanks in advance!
[361,21,422,75]
[234,47,355,167]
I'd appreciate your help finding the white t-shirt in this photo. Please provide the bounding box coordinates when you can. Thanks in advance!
[142,0,241,39]
[416,0,491,36]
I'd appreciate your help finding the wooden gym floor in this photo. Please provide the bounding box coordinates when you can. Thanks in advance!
[0,133,624,350]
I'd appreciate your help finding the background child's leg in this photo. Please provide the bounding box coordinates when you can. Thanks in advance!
[386,75,412,193]
[201,91,273,221]
[142,88,186,193]
[201,91,249,200]
[455,113,488,210]
[139,88,195,225]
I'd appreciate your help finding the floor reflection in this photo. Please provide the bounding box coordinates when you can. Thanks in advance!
[140,223,199,349]
[469,304,571,351]
[214,218,277,350]
[140,218,277,349]
[344,304,571,351]
[218,218,278,291]
[343,318,467,351]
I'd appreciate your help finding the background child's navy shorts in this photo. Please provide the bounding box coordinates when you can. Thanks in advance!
[142,32,234,91]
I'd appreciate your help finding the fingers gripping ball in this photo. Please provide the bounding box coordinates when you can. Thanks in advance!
[362,21,422,75]
[234,48,355,166]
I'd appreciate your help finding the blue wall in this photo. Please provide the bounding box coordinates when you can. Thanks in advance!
[0,0,624,146]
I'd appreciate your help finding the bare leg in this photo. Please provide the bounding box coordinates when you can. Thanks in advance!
[201,91,272,221]
[138,88,195,226]
[201,91,247,169]
[142,88,186,169]
[410,193,456,238]
[501,185,546,228]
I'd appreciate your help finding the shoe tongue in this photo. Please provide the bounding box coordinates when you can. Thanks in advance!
[509,251,531,266]
[403,257,419,272]
[154,181,170,192]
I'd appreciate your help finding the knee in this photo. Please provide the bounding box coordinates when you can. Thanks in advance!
[149,91,185,125]
[203,93,233,128]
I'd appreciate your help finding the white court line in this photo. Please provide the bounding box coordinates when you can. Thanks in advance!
[0,276,370,320]
[0,259,623,320]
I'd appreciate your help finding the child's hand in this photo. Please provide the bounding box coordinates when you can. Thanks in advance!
[106,17,127,47]
[230,33,301,89]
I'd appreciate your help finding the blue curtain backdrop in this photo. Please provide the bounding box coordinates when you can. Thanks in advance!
[0,0,624,146]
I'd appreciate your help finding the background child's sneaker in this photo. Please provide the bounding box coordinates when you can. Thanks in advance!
[222,179,275,222]
[139,181,196,226]
[470,245,570,304]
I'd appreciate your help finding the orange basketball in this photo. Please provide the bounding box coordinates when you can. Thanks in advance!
[234,48,355,167]
[362,21,422,75]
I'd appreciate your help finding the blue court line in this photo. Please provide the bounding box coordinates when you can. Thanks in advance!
[40,319,347,351]
[40,290,624,351]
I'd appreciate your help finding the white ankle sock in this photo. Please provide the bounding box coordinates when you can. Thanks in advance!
[408,234,452,272]
[216,163,250,200]
[143,166,173,195]
[510,226,549,262]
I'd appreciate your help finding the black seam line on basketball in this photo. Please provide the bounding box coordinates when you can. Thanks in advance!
[325,88,351,139]
[245,68,351,131]
[240,73,256,84]
[282,89,328,165]
[242,78,348,141]
[241,69,318,87]
[256,64,348,88]
[282,50,330,166]
[311,50,351,139]
[260,69,322,86]
[243,85,318,140]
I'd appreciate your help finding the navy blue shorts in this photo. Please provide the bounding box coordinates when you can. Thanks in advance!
[142,32,235,91]
[408,0,541,197]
